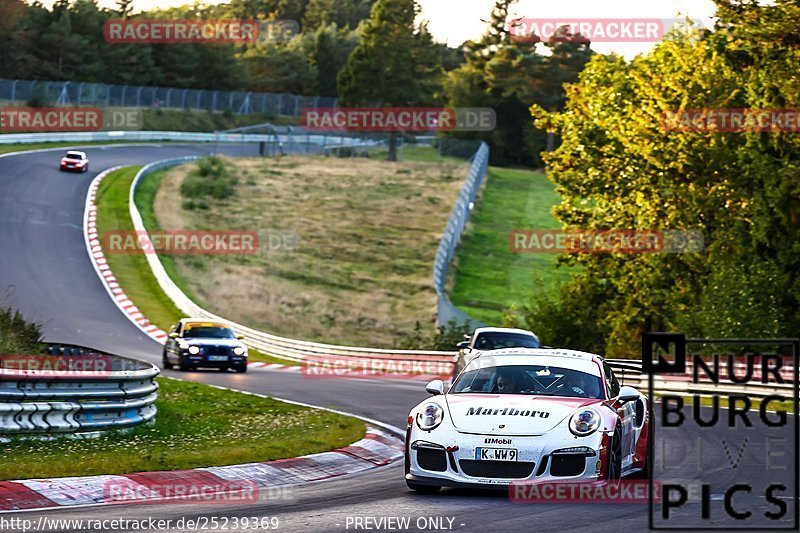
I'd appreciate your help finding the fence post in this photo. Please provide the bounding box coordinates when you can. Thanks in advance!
[55,82,69,105]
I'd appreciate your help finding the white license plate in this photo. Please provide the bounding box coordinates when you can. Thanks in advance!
[207,355,229,362]
[476,447,518,461]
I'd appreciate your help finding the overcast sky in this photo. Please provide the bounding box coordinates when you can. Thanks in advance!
[32,0,719,59]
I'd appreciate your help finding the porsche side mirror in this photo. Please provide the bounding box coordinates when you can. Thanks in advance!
[456,341,470,350]
[617,386,640,405]
[169,332,179,339]
[426,379,444,396]
[237,335,244,340]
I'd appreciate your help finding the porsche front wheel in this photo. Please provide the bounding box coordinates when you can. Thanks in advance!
[607,427,623,480]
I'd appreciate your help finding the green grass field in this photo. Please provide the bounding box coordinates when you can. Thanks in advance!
[0,377,365,480]
[95,167,291,365]
[95,167,186,331]
[448,166,574,325]
[148,154,466,348]
[134,167,205,305]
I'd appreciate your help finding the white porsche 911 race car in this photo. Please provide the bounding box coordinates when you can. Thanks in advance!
[405,348,650,492]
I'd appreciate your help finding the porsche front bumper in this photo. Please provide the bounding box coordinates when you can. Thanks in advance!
[406,429,608,488]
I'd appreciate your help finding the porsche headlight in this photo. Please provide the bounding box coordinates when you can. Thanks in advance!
[233,346,245,356]
[416,403,443,431]
[569,408,601,437]
[188,346,201,355]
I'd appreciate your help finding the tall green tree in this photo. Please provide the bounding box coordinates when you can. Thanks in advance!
[520,1,800,355]
[298,23,358,97]
[243,36,318,94]
[115,0,133,17]
[35,6,101,80]
[443,0,560,165]
[337,0,442,160]
[0,0,34,78]
[303,0,373,31]
[486,27,593,154]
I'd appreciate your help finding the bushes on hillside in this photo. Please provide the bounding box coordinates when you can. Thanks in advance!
[180,157,238,206]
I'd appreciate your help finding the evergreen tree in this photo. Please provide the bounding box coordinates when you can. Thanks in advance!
[299,23,359,97]
[337,0,441,160]
[303,0,373,31]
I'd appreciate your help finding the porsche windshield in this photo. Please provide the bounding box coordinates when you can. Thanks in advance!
[451,364,604,399]
[183,326,236,339]
[473,332,540,350]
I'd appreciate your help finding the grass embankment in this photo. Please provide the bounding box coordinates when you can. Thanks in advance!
[150,153,467,347]
[448,167,574,325]
[94,167,289,365]
[95,167,185,332]
[0,377,365,480]
[139,108,299,132]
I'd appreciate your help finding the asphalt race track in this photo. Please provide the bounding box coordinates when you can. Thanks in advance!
[0,145,795,532]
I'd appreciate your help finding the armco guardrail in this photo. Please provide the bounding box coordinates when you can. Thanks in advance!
[129,157,455,365]
[433,142,489,328]
[0,345,159,435]
[0,129,379,146]
[606,359,795,398]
